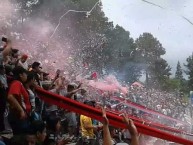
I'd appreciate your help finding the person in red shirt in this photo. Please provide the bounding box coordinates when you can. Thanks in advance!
[7,66,31,134]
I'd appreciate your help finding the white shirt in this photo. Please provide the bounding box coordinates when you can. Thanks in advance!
[162,109,167,115]
[18,60,28,70]
[28,89,36,111]
[0,74,8,88]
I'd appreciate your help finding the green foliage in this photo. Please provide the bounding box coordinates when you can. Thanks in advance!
[62,0,140,82]
[135,33,171,89]
[4,0,182,89]
[151,58,171,88]
[184,53,193,91]
[164,78,181,91]
[135,33,166,62]
[175,61,184,82]
[105,25,136,67]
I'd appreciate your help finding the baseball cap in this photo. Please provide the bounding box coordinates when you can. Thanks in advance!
[21,54,28,60]
[32,61,42,69]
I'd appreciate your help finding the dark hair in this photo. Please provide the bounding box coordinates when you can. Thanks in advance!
[109,126,116,133]
[0,65,5,70]
[5,65,12,75]
[12,49,19,53]
[67,84,75,90]
[12,66,27,80]
[2,37,8,42]
[46,116,61,131]
[29,121,46,135]
[26,72,35,83]
[84,100,96,107]
[11,49,19,57]
[32,62,41,69]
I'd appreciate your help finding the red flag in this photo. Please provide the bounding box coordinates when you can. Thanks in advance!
[91,72,98,80]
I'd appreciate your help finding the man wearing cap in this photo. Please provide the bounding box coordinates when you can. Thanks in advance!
[17,54,28,70]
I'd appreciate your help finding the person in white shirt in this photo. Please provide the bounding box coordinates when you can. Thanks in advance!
[17,54,28,70]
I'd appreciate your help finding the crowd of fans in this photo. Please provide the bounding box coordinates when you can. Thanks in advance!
[126,87,190,122]
[95,86,191,135]
[0,37,140,145]
[97,84,190,124]
[0,36,191,145]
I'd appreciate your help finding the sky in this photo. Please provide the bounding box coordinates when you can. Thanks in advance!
[101,0,193,75]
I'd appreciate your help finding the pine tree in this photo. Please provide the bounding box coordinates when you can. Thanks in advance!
[135,33,170,89]
[175,61,184,82]
[184,53,193,91]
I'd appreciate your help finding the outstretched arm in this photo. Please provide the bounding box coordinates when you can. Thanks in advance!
[122,114,139,145]
[2,39,12,59]
[66,83,82,98]
[102,107,112,145]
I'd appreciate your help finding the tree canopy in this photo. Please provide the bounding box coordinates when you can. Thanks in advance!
[184,53,193,91]
[1,0,192,92]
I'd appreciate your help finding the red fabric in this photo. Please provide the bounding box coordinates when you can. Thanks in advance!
[9,80,31,113]
[106,109,187,134]
[35,87,193,145]
[3,44,7,48]
[91,72,97,79]
[21,54,28,60]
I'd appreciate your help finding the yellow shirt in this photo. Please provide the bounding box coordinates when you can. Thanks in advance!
[80,115,94,138]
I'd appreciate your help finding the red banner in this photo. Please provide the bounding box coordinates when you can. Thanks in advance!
[106,109,189,135]
[35,87,193,145]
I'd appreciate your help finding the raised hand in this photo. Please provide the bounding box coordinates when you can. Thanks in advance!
[77,82,82,89]
[101,107,109,126]
[101,107,112,145]
[122,114,138,137]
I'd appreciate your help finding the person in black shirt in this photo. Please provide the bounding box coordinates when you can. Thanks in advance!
[31,62,43,87]
[31,62,44,115]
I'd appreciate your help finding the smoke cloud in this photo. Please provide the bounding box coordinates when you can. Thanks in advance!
[85,75,128,94]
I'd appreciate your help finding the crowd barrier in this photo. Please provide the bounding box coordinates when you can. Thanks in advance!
[35,87,193,145]
[106,109,190,135]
